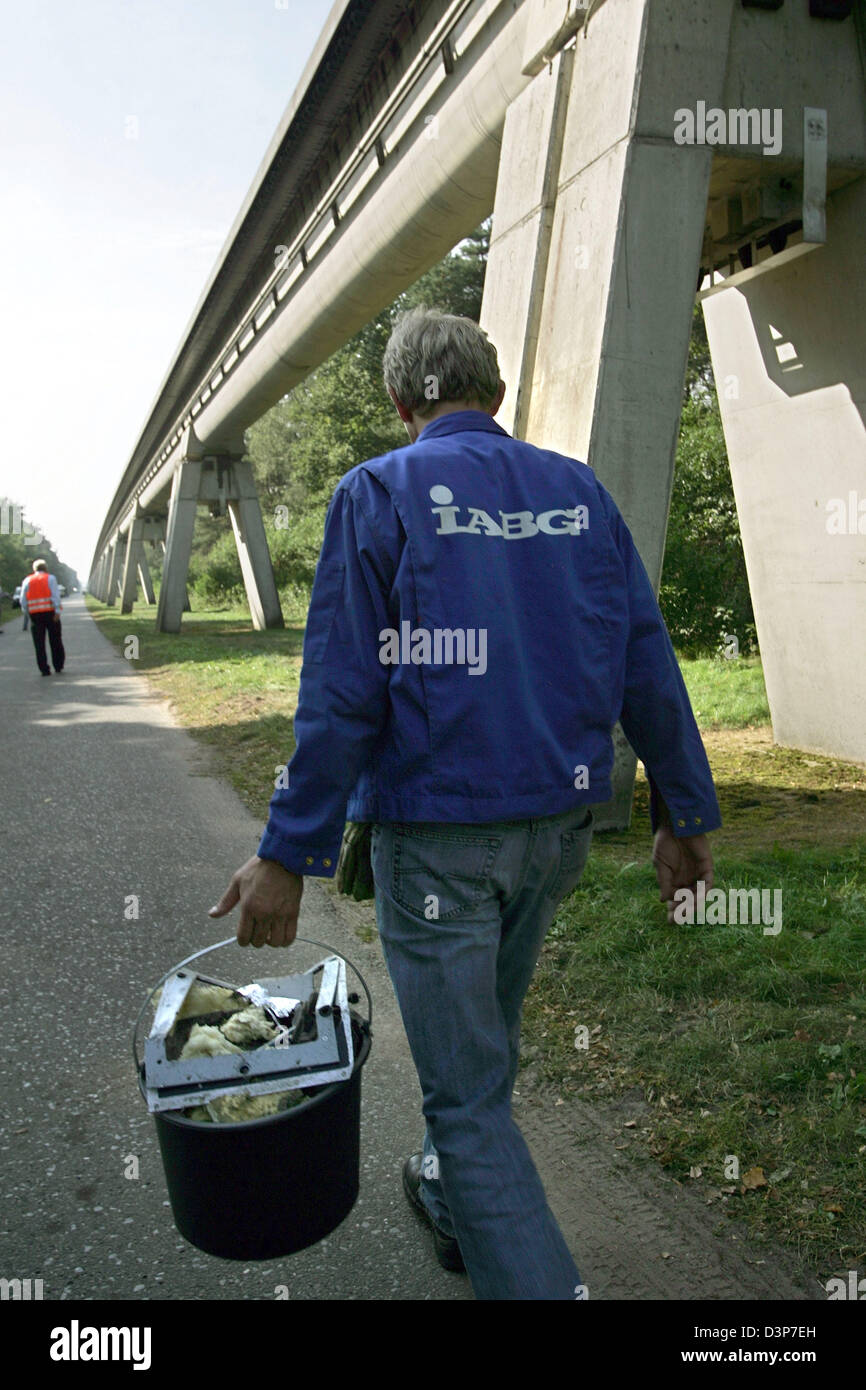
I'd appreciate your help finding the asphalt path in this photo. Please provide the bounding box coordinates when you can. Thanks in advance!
[0,597,823,1303]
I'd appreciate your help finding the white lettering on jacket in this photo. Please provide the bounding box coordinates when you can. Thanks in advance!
[429,485,588,538]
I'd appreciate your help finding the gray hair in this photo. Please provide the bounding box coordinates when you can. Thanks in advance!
[383,306,501,418]
[32,559,47,572]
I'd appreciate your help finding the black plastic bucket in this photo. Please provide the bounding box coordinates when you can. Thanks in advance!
[135,938,372,1261]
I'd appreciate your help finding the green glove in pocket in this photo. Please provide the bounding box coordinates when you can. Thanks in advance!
[335,822,375,901]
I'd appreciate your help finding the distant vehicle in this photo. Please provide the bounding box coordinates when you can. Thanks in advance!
[12,585,22,609]
[59,584,67,597]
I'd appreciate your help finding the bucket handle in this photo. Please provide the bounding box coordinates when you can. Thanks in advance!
[132,934,373,1099]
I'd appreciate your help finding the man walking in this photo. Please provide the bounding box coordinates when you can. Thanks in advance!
[21,559,65,675]
[212,307,721,1299]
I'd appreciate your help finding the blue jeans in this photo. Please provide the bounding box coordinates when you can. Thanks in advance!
[371,805,593,1300]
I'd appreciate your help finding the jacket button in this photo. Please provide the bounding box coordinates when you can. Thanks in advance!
[323,858,332,868]
[695,817,702,825]
[677,819,686,828]
[305,856,314,866]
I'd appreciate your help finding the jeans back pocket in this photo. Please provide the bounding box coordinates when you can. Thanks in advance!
[391,828,502,922]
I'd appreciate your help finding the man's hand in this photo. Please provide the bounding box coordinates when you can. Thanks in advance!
[652,827,714,923]
[209,855,303,947]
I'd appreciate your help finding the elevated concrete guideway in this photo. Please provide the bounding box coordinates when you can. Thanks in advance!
[92,0,544,630]
[91,0,866,819]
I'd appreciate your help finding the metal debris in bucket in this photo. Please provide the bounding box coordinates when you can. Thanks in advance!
[143,954,354,1116]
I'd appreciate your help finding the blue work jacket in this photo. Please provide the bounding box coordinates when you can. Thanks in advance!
[258,410,721,876]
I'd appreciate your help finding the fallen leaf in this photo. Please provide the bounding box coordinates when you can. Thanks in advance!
[624,1120,637,1128]
[689,1166,703,1179]
[742,1166,768,1190]
[768,1167,791,1185]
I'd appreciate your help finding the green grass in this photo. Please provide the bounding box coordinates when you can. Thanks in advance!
[87,595,866,1273]
[680,653,770,728]
[524,844,866,1269]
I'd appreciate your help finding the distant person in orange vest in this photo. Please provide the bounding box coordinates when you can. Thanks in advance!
[21,559,65,676]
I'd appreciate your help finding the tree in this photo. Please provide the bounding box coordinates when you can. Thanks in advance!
[657,307,757,655]
[0,498,78,597]
[228,222,492,597]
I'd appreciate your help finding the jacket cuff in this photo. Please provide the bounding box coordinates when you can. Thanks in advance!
[648,771,721,837]
[257,828,340,878]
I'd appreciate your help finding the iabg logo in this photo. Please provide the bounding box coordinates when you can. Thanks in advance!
[429,486,589,539]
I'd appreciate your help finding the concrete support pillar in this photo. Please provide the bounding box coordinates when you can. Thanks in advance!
[701,175,866,764]
[120,514,144,614]
[480,0,735,828]
[157,541,192,613]
[104,540,121,607]
[156,458,201,632]
[225,459,284,630]
[137,546,156,605]
[479,45,575,441]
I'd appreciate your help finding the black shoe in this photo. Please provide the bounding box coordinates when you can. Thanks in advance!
[402,1153,466,1273]
[41,670,51,676]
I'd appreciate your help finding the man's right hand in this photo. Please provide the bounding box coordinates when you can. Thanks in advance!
[652,826,714,923]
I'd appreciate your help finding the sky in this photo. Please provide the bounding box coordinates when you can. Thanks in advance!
[0,0,336,580]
